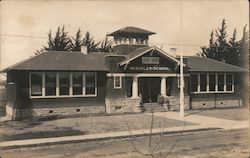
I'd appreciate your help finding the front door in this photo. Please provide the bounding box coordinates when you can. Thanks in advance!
[140,78,160,103]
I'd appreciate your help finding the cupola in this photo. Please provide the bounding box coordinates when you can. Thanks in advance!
[108,26,156,46]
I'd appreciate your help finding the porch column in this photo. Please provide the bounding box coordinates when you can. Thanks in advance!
[132,76,139,98]
[161,77,167,96]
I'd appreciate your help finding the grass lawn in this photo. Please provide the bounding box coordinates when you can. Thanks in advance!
[186,107,249,121]
[0,113,197,141]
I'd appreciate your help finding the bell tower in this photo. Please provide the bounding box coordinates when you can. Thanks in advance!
[108,26,155,46]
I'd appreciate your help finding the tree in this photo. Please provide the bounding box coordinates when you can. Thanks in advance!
[82,31,100,52]
[98,34,113,52]
[198,19,248,67]
[71,28,83,51]
[43,26,72,51]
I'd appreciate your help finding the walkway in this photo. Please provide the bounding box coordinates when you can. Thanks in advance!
[0,111,248,148]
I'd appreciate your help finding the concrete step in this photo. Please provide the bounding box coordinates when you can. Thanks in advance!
[142,103,167,113]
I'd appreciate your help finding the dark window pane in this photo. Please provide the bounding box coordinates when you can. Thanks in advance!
[59,73,70,95]
[190,74,198,92]
[218,74,224,91]
[31,73,42,96]
[73,73,83,95]
[45,73,56,96]
[86,72,96,95]
[209,74,216,91]
[200,74,207,92]
[226,74,233,91]
[114,76,121,88]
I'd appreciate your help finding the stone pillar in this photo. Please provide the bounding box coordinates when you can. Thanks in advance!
[132,77,138,98]
[161,77,167,96]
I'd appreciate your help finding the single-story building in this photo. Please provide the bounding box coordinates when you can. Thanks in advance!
[1,26,248,120]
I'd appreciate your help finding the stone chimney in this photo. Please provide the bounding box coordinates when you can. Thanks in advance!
[80,46,88,54]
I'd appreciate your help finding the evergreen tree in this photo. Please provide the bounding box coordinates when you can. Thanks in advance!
[43,26,71,51]
[198,19,248,67]
[82,31,100,52]
[71,28,83,51]
[98,33,113,52]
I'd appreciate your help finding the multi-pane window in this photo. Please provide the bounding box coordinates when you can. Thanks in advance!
[59,73,70,95]
[114,76,122,89]
[218,74,224,91]
[190,73,234,93]
[226,74,233,91]
[200,74,207,92]
[30,72,96,98]
[209,74,216,91]
[190,74,198,92]
[72,73,83,95]
[45,73,56,96]
[85,72,96,95]
[30,73,42,96]
[142,57,159,64]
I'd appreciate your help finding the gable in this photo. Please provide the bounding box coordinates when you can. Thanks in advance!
[122,48,178,73]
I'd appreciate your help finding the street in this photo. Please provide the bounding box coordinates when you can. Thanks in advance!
[0,129,248,158]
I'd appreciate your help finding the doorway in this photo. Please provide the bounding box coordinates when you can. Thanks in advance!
[139,78,160,103]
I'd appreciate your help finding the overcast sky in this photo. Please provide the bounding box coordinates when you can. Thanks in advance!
[0,0,249,69]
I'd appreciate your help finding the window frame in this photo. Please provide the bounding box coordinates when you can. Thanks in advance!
[114,76,122,89]
[29,72,97,98]
[142,57,160,64]
[190,73,234,94]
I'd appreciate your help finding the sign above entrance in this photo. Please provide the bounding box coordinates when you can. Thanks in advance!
[129,66,172,71]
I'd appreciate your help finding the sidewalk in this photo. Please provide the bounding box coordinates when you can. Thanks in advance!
[0,111,248,148]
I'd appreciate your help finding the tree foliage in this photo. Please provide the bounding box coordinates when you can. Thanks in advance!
[197,19,248,68]
[39,26,113,54]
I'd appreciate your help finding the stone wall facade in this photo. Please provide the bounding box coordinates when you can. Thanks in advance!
[6,105,105,120]
[167,96,190,110]
[191,99,242,109]
[105,97,142,113]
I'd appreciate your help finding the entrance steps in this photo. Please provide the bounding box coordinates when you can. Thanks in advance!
[142,103,167,113]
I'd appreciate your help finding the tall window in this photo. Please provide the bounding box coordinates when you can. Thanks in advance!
[190,74,198,92]
[30,73,42,96]
[218,74,224,91]
[190,73,234,93]
[85,72,96,95]
[30,72,96,98]
[59,73,70,95]
[114,76,122,89]
[209,74,216,91]
[226,74,233,91]
[72,73,83,95]
[45,73,56,96]
[200,74,207,92]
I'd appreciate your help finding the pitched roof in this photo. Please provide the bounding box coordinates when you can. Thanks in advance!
[119,46,180,66]
[2,51,109,72]
[187,56,248,72]
[108,27,156,36]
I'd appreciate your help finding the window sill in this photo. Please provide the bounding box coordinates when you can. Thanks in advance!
[191,91,234,94]
[30,94,97,99]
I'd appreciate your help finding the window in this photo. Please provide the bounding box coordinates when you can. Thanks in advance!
[45,73,56,96]
[59,73,70,95]
[190,74,198,92]
[30,72,96,98]
[218,74,224,91]
[200,74,207,92]
[30,73,42,96]
[85,72,96,95]
[209,74,216,91]
[226,74,233,91]
[73,73,83,95]
[142,57,159,64]
[114,76,122,89]
[190,73,234,94]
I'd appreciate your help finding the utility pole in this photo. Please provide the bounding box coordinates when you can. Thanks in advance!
[179,0,184,117]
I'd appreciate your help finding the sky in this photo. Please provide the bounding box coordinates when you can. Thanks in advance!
[0,0,249,70]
